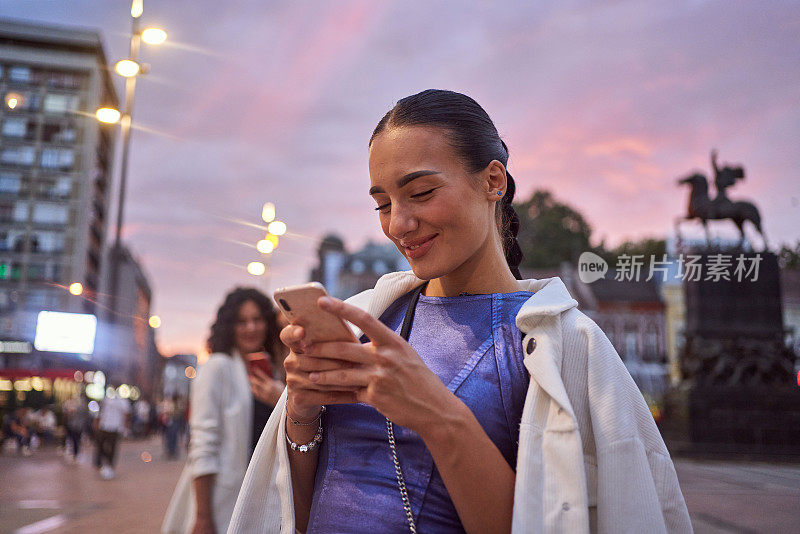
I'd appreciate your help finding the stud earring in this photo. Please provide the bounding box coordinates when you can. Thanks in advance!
[497,190,503,196]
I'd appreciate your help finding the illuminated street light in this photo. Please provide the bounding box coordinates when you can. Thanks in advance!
[256,239,275,254]
[247,262,266,276]
[141,28,167,45]
[68,282,83,296]
[261,203,275,223]
[4,92,22,109]
[96,107,121,124]
[131,0,143,18]
[267,220,287,236]
[115,59,141,77]
[265,234,279,248]
[149,315,162,328]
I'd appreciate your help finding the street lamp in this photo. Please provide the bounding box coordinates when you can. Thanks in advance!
[95,107,121,124]
[96,0,166,318]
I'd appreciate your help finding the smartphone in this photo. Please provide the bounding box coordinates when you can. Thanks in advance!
[246,353,273,377]
[273,282,357,344]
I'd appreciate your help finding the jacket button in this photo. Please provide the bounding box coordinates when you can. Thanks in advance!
[526,337,537,354]
[562,502,570,511]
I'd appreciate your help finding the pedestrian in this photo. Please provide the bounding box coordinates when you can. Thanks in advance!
[163,394,182,459]
[162,287,285,534]
[133,396,151,439]
[37,406,57,446]
[62,393,90,462]
[229,89,692,533]
[94,385,130,480]
[2,408,31,455]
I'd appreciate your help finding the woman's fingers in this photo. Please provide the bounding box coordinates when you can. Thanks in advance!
[317,297,401,347]
[308,367,372,388]
[294,353,356,372]
[280,324,307,353]
[304,341,373,365]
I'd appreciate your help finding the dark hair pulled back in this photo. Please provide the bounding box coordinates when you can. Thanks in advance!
[370,89,524,279]
[207,287,281,358]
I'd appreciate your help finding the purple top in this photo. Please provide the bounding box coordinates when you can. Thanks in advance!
[306,289,534,533]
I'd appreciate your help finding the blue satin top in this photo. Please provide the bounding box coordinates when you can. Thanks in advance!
[306,289,534,533]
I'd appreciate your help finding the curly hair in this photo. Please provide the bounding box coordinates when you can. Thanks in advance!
[206,287,282,363]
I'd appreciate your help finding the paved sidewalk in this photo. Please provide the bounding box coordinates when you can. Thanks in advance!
[0,435,184,534]
[2,438,800,533]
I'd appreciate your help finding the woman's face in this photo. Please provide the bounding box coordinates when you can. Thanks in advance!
[368,126,497,281]
[233,300,266,355]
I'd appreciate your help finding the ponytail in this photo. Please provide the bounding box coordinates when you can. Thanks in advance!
[501,171,524,279]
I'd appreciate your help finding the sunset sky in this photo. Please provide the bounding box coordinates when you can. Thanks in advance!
[3,0,798,354]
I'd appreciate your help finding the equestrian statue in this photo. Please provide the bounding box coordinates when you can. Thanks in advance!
[675,149,768,251]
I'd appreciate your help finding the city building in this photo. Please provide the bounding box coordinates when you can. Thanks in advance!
[94,245,161,396]
[0,19,120,407]
[522,262,669,397]
[310,234,410,300]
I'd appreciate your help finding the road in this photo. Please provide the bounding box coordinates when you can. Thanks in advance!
[1,437,799,533]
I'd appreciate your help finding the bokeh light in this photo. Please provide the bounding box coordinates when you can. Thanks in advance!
[247,261,266,276]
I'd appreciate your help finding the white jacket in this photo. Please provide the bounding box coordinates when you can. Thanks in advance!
[163,352,254,534]
[228,272,692,533]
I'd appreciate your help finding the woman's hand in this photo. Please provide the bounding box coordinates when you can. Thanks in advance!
[248,368,284,406]
[280,324,361,422]
[304,296,458,434]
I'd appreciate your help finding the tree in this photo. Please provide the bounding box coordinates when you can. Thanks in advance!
[597,237,667,268]
[514,189,597,269]
[778,240,800,270]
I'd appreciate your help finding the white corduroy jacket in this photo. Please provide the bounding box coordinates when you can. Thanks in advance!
[163,352,254,534]
[228,272,692,533]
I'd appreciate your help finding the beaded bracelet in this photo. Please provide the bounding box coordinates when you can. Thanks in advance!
[286,417,324,453]
[288,405,326,426]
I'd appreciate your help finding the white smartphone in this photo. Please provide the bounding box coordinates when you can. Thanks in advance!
[273,282,357,344]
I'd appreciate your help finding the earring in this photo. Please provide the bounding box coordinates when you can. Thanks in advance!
[497,190,503,196]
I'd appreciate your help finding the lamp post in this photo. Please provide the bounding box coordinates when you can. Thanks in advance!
[98,0,166,318]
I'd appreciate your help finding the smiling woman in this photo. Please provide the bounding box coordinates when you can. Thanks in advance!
[229,90,691,534]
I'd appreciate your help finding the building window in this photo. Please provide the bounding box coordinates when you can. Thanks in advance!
[0,145,36,166]
[33,231,65,253]
[39,177,72,199]
[43,94,79,114]
[624,330,638,362]
[0,173,21,194]
[643,326,660,363]
[1,117,28,138]
[0,201,12,222]
[373,260,388,273]
[48,72,82,90]
[350,260,365,274]
[9,66,31,84]
[32,203,68,225]
[24,91,42,111]
[40,148,75,171]
[13,200,29,222]
[42,121,77,144]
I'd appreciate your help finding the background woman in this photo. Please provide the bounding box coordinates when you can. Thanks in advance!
[162,287,285,534]
[230,90,691,533]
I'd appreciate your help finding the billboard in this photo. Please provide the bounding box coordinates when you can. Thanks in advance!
[34,311,97,354]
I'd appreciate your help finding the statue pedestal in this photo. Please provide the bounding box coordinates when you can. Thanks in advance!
[663,251,800,455]
[664,386,800,456]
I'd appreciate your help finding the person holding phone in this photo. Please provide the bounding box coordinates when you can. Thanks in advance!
[230,90,691,533]
[162,287,285,534]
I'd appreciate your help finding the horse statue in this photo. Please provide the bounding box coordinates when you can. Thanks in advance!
[675,149,768,251]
